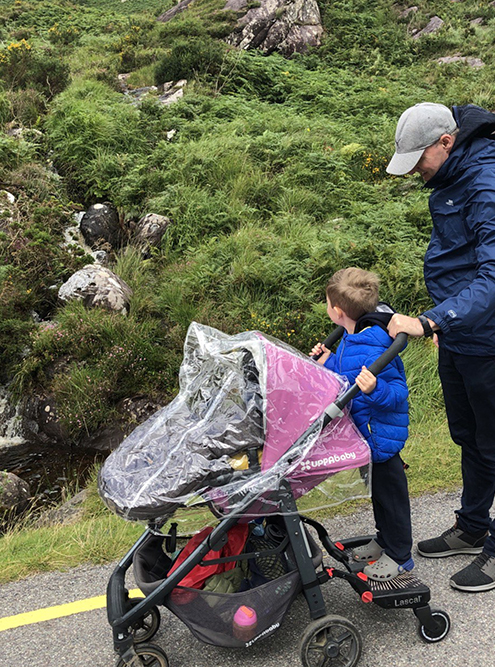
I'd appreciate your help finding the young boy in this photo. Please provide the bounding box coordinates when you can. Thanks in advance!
[311,267,413,581]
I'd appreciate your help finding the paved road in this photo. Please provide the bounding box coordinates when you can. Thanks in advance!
[1,490,493,667]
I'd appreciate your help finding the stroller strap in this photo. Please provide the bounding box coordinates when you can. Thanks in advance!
[198,536,290,567]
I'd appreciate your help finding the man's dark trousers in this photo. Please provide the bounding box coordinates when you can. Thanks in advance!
[438,346,495,556]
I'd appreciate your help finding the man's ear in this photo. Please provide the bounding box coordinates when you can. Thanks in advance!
[439,133,456,153]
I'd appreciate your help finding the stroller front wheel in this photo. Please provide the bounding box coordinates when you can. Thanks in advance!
[299,614,362,667]
[128,598,161,643]
[115,642,169,667]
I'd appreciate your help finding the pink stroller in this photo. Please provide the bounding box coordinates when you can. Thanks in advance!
[99,322,450,667]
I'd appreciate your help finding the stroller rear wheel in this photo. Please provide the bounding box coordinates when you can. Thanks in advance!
[299,614,362,667]
[128,598,161,643]
[115,642,169,667]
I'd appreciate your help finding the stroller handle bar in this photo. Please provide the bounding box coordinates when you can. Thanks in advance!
[318,325,346,356]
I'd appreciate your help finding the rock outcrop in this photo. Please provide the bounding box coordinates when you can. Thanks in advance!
[412,16,444,39]
[131,213,171,256]
[0,471,30,514]
[225,0,323,56]
[156,0,323,57]
[80,203,122,250]
[21,393,67,445]
[436,54,484,68]
[58,265,133,315]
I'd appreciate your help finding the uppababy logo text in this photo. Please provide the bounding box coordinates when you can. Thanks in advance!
[245,622,280,647]
[299,452,356,471]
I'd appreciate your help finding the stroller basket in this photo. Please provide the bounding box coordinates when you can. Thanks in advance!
[133,526,323,648]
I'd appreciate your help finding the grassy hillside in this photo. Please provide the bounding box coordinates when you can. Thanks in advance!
[2,0,490,577]
[2,0,493,440]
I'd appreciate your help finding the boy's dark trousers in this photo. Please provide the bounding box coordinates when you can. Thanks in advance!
[438,347,495,557]
[372,453,412,564]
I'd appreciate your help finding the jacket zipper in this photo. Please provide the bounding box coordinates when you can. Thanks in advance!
[338,338,346,373]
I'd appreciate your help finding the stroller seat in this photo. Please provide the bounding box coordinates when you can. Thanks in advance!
[98,322,371,524]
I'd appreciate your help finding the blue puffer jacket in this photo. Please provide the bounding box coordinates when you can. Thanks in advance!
[324,326,409,463]
[423,105,495,355]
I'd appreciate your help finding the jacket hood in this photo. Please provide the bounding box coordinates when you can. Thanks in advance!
[354,302,395,334]
[354,311,393,334]
[427,105,495,189]
[453,104,495,147]
[346,322,395,351]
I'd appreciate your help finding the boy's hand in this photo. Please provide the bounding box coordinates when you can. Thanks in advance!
[356,366,376,394]
[310,342,331,365]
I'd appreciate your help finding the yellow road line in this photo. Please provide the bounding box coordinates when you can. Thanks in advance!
[0,588,144,632]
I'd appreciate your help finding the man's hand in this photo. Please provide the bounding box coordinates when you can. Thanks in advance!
[310,342,331,365]
[388,313,425,338]
[356,366,377,394]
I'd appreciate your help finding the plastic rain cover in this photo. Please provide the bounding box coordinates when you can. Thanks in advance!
[98,322,371,524]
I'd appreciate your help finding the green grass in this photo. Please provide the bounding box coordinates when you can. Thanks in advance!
[0,512,143,584]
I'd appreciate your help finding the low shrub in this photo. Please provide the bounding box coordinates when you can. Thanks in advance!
[47,23,80,46]
[15,301,181,440]
[0,40,70,98]
[4,87,46,126]
[154,36,227,84]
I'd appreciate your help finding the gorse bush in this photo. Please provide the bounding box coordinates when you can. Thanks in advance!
[0,39,70,97]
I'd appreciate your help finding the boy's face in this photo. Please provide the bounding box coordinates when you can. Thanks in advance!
[326,297,342,325]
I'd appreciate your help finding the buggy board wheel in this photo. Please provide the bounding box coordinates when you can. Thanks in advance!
[115,642,169,667]
[417,609,451,644]
[128,598,161,643]
[299,614,362,667]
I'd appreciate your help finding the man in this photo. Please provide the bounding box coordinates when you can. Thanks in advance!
[386,102,495,592]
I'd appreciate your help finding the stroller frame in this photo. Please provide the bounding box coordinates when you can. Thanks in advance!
[106,331,451,667]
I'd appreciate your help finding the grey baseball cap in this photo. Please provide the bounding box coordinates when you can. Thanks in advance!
[386,102,458,175]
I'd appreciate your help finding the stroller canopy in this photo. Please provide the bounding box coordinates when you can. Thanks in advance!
[98,322,371,523]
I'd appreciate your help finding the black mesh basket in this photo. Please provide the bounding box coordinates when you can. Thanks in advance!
[133,524,322,648]
[166,570,301,647]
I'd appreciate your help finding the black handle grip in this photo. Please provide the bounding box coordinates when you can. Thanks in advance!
[311,325,345,361]
[367,332,407,377]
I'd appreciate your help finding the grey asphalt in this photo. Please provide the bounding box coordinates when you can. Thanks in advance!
[0,490,493,667]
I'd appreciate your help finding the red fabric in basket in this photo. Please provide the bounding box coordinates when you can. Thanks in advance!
[169,524,249,589]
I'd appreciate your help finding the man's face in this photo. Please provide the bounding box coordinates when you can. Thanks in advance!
[408,136,452,181]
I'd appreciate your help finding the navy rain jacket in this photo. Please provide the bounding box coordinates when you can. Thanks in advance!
[422,104,495,355]
[323,322,409,463]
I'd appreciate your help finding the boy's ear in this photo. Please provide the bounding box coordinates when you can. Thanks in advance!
[333,305,344,319]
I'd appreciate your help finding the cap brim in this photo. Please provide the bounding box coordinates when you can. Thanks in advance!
[386,148,425,175]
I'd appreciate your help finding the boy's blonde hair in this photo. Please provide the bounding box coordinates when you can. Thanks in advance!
[326,267,380,321]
